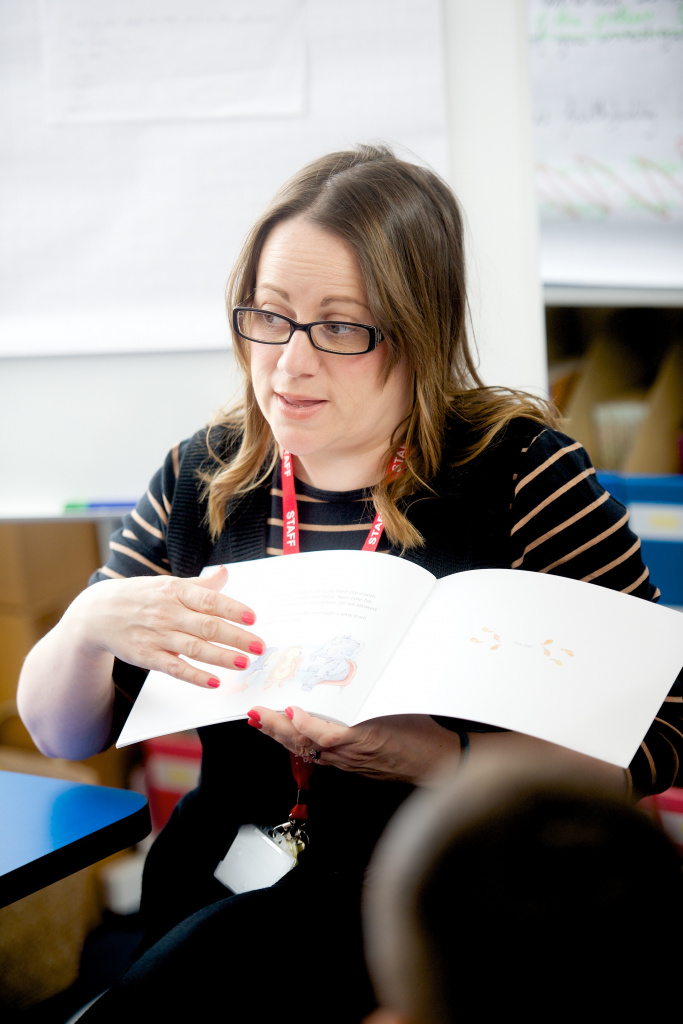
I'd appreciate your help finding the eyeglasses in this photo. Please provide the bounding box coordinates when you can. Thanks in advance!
[232,307,383,355]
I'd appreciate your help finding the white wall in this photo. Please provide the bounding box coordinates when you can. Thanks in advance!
[444,0,547,393]
[0,349,242,514]
[0,0,546,515]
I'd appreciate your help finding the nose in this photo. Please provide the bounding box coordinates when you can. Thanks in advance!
[276,327,321,377]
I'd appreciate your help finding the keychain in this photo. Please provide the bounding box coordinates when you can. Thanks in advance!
[214,753,313,895]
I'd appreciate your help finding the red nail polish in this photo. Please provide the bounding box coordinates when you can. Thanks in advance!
[247,710,260,722]
[207,678,220,689]
[249,642,263,655]
[234,655,248,670]
[242,611,256,625]
[247,718,262,730]
[285,707,294,720]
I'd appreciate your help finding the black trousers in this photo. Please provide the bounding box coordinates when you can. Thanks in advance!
[79,867,376,1023]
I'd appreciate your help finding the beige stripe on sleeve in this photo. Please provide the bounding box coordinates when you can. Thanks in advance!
[659,734,680,781]
[513,440,583,497]
[109,541,172,575]
[655,717,683,745]
[581,538,641,583]
[98,566,125,579]
[621,564,651,594]
[171,443,180,478]
[132,507,165,540]
[510,491,610,568]
[639,740,657,787]
[147,489,168,527]
[540,512,630,577]
[511,467,596,535]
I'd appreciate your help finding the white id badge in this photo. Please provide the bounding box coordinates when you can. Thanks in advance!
[214,824,298,895]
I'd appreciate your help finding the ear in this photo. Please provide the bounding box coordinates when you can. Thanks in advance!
[363,1009,410,1024]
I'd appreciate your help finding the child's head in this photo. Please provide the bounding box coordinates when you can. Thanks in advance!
[363,750,683,1023]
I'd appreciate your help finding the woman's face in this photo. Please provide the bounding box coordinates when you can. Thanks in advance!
[248,216,412,488]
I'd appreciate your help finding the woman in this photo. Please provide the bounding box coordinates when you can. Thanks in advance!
[18,144,682,1020]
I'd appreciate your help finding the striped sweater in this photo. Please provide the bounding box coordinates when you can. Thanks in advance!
[92,421,682,797]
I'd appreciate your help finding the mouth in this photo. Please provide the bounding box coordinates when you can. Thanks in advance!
[276,392,327,410]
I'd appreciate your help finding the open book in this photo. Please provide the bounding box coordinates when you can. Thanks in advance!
[117,550,683,768]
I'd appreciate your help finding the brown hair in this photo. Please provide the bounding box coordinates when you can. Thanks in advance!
[203,143,556,548]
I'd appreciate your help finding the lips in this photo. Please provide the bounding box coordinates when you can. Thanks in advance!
[276,392,326,409]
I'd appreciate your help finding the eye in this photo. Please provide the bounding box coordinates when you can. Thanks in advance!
[321,322,362,337]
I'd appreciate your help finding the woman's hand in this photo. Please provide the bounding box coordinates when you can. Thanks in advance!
[70,565,265,689]
[19,564,265,760]
[247,705,463,785]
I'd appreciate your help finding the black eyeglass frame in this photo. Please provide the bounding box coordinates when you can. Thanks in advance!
[232,306,384,355]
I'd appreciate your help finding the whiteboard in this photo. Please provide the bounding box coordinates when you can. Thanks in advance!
[0,0,450,358]
[528,0,683,289]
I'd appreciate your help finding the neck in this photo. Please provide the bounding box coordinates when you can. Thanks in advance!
[292,449,388,492]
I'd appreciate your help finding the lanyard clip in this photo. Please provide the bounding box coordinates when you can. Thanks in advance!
[270,820,309,857]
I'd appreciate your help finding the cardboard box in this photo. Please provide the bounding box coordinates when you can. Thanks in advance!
[0,521,100,608]
[565,339,683,474]
[0,601,71,705]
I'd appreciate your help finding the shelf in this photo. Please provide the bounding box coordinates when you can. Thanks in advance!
[544,286,683,309]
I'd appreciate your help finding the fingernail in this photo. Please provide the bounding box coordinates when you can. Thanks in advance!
[242,611,256,625]
[247,718,262,730]
[234,655,248,670]
[207,678,220,689]
[247,710,260,722]
[285,707,294,720]
[249,641,263,655]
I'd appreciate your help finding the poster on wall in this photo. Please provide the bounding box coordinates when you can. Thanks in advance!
[0,0,450,357]
[528,0,683,289]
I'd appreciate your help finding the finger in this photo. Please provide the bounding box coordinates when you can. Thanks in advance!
[149,650,225,690]
[164,577,265,655]
[285,706,351,750]
[248,706,314,756]
[164,602,266,661]
[164,629,260,675]
[189,568,258,627]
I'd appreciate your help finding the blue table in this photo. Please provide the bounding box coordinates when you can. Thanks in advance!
[0,770,151,909]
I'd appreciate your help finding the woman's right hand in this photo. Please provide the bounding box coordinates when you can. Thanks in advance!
[68,564,264,689]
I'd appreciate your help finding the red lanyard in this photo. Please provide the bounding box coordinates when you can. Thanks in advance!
[280,446,406,555]
[289,751,314,822]
[281,446,406,822]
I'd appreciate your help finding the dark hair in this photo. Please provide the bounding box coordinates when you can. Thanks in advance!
[365,765,683,1022]
[418,786,683,1018]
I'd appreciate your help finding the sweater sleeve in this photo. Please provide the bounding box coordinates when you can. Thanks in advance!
[508,427,682,796]
[88,439,188,730]
[90,440,187,584]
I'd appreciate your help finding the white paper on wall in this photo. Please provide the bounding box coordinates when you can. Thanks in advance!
[0,0,449,357]
[528,0,683,288]
[41,0,306,122]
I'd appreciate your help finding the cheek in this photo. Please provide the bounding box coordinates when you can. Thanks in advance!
[249,348,277,395]
[341,348,389,404]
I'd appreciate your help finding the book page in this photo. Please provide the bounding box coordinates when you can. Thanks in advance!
[117,551,435,746]
[355,569,683,768]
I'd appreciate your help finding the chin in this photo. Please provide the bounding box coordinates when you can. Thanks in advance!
[269,424,322,458]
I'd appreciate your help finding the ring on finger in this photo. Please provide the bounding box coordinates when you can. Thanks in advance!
[308,748,321,761]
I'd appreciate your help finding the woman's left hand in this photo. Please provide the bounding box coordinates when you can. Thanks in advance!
[247,705,463,785]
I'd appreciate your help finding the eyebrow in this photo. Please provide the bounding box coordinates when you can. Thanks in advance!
[256,284,368,310]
